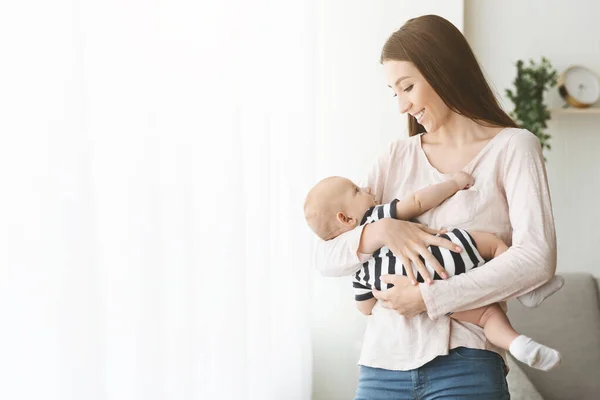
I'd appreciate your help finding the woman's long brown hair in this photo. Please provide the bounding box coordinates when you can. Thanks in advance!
[381,15,517,137]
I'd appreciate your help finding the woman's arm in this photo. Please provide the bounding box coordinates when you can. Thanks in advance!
[420,130,556,319]
[313,218,451,277]
[312,225,369,277]
[312,140,462,278]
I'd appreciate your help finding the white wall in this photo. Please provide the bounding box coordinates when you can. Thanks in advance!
[311,2,463,399]
[464,0,600,276]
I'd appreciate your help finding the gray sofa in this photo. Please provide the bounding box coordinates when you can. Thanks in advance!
[506,273,600,400]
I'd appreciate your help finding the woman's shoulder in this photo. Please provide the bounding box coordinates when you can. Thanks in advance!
[492,128,545,177]
[502,127,540,143]
[369,134,420,174]
[483,127,541,157]
[387,134,422,157]
[497,127,543,154]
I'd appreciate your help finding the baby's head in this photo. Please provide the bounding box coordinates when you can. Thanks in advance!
[304,176,376,240]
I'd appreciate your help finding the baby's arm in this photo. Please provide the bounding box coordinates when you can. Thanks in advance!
[395,172,474,220]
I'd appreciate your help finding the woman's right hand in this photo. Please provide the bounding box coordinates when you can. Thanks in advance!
[376,219,461,285]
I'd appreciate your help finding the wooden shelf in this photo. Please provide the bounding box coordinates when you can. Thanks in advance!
[551,107,600,114]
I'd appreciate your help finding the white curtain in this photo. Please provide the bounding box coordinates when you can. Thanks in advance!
[0,1,315,399]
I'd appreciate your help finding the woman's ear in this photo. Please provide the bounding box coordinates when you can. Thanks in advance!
[336,212,356,227]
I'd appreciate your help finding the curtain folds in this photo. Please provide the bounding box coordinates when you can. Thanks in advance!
[0,1,315,399]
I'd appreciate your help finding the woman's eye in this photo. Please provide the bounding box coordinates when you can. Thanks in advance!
[403,85,414,92]
[392,93,397,98]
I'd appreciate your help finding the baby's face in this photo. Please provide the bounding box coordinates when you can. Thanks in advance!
[336,178,377,223]
[304,177,377,239]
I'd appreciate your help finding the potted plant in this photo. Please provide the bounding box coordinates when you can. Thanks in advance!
[505,57,558,157]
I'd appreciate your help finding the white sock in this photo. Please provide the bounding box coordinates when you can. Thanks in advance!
[517,275,565,308]
[509,335,561,371]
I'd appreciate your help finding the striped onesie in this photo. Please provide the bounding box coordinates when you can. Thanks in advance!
[353,199,485,301]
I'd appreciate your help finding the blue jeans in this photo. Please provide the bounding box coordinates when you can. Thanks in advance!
[354,347,509,400]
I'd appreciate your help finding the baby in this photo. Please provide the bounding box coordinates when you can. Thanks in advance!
[305,173,563,371]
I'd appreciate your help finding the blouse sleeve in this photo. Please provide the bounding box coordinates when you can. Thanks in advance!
[420,130,557,319]
[312,143,393,277]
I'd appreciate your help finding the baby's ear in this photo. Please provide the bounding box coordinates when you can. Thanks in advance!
[336,212,356,227]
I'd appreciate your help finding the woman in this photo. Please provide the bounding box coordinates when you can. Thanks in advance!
[314,15,557,399]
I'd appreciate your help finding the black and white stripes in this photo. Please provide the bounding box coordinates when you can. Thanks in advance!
[353,200,485,301]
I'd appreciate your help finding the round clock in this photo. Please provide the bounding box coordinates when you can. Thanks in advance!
[558,65,600,108]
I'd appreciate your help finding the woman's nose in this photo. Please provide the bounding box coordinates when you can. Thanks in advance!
[398,98,411,114]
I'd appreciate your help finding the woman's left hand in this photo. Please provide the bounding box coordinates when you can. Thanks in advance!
[372,275,427,318]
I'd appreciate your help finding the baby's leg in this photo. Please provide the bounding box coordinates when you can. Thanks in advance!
[452,306,561,371]
[467,231,564,307]
[452,305,517,350]
[356,298,377,316]
[466,231,508,260]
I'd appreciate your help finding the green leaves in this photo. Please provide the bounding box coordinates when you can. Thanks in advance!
[505,57,557,159]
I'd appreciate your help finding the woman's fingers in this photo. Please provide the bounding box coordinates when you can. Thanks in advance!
[408,231,449,281]
[382,220,458,284]
[418,247,449,279]
[381,274,410,286]
[372,287,388,301]
[416,223,443,235]
[398,253,417,284]
[381,300,393,309]
[375,274,427,317]
[407,249,432,284]
[414,239,453,275]
[377,275,410,310]
[425,234,462,253]
[413,223,460,253]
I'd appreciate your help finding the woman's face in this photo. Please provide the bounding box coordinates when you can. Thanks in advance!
[383,60,452,133]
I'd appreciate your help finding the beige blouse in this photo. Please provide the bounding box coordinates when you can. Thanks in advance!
[313,128,557,370]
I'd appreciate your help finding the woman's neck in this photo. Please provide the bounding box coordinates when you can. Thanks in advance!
[425,114,501,147]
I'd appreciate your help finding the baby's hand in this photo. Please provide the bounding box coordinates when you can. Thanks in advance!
[452,172,474,190]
